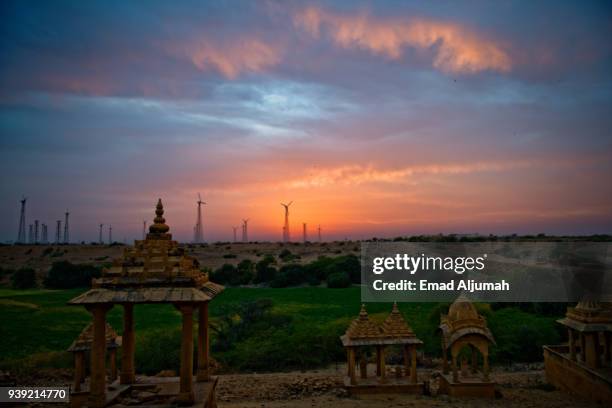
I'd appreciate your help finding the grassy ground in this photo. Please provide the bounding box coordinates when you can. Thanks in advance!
[0,287,562,373]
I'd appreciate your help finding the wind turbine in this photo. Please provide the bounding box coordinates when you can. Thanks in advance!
[232,226,238,243]
[194,193,206,243]
[281,201,293,243]
[242,219,249,242]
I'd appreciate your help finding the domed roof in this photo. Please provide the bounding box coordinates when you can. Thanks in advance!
[439,294,495,348]
[447,294,479,322]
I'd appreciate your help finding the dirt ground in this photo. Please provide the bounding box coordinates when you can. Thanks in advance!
[10,364,599,407]
[214,365,598,408]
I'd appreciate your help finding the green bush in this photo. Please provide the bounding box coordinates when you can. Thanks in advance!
[302,254,361,284]
[254,255,277,283]
[11,268,37,289]
[210,264,238,286]
[488,308,560,363]
[278,249,300,262]
[326,271,351,288]
[270,264,305,288]
[43,261,101,289]
[236,259,255,285]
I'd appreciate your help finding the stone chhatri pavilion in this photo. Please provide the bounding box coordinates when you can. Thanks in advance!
[68,199,224,407]
[340,303,424,395]
[67,323,122,393]
[544,300,612,403]
[438,295,496,398]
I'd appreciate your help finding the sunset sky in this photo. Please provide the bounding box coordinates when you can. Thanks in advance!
[1,1,611,243]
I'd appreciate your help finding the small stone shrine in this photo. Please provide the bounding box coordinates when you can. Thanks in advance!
[68,199,224,407]
[437,295,496,398]
[340,303,424,395]
[544,300,612,403]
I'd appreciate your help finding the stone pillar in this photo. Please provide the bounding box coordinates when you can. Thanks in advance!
[347,347,356,385]
[120,303,135,384]
[359,352,367,379]
[568,329,576,361]
[451,352,458,383]
[604,332,611,367]
[178,304,195,404]
[483,351,490,382]
[580,332,586,362]
[88,305,111,408]
[584,332,600,368]
[410,346,417,384]
[378,346,387,384]
[346,349,351,377]
[197,303,210,382]
[109,348,117,382]
[375,346,382,376]
[403,346,410,377]
[442,345,449,374]
[73,352,84,392]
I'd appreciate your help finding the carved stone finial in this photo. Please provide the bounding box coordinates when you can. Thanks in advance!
[149,198,170,234]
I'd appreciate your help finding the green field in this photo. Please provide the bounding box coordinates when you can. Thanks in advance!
[0,287,563,374]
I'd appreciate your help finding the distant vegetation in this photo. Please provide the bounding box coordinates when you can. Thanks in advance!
[210,253,360,289]
[11,268,37,289]
[44,261,101,289]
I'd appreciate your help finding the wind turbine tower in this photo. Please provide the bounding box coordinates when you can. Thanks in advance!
[63,211,70,244]
[28,224,33,244]
[303,223,307,243]
[99,224,104,244]
[55,220,61,244]
[17,197,27,243]
[242,219,249,242]
[281,201,293,243]
[108,225,113,244]
[34,220,39,244]
[232,226,238,243]
[318,225,322,242]
[194,193,206,243]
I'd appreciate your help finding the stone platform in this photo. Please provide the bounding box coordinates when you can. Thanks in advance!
[70,376,218,407]
[544,345,612,404]
[343,376,424,395]
[437,373,496,398]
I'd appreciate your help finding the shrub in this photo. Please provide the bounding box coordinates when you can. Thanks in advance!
[302,254,361,284]
[326,272,351,288]
[270,264,305,288]
[278,249,300,262]
[43,261,101,289]
[255,255,277,284]
[210,264,238,286]
[236,259,255,285]
[11,268,37,289]
[223,254,237,259]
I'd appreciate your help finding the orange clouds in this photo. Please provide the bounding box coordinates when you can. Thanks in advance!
[285,161,531,188]
[179,38,282,79]
[294,7,511,74]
